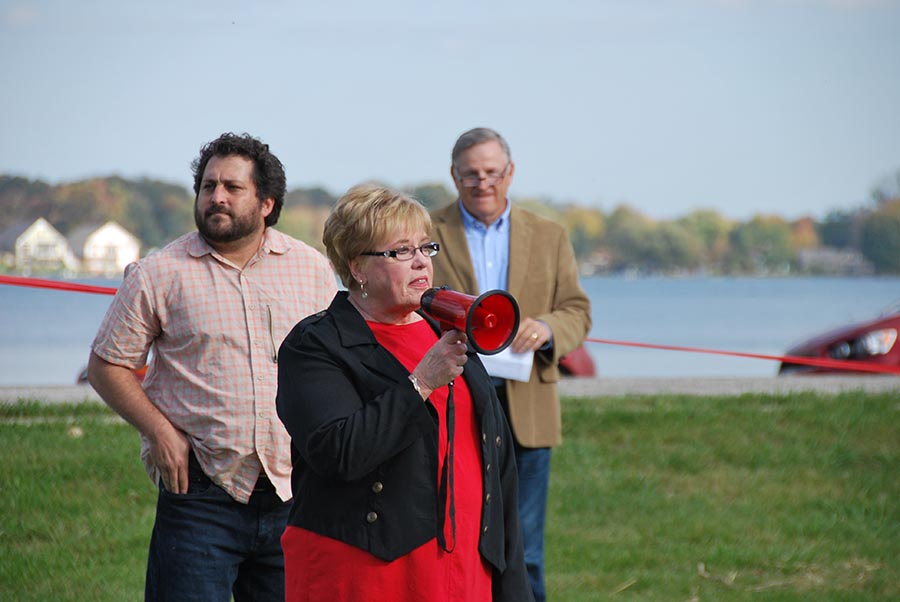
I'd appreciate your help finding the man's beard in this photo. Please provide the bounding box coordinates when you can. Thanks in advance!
[195,203,262,244]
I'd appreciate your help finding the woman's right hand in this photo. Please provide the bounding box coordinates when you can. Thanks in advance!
[409,329,468,399]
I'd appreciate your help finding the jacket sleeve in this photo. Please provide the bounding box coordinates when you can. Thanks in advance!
[538,225,592,367]
[276,320,437,482]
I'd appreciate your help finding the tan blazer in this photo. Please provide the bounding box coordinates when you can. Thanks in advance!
[430,202,592,447]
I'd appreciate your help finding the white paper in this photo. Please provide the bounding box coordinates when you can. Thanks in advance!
[478,347,534,382]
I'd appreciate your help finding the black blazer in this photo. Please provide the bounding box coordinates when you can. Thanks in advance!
[276,292,533,602]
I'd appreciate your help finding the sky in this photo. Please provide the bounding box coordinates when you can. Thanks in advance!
[2,0,899,221]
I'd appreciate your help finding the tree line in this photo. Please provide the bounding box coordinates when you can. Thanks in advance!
[1,173,898,275]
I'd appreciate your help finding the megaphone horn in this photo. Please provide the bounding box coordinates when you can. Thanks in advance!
[420,286,520,355]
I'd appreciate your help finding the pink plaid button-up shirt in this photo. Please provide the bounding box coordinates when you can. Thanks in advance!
[92,229,337,503]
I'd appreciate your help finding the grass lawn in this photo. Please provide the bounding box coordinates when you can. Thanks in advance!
[1,392,897,601]
[548,392,898,601]
[0,402,155,600]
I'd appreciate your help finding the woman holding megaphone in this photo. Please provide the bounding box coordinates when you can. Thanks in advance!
[276,184,533,602]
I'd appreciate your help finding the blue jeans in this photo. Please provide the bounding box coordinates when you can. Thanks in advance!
[144,454,290,602]
[515,444,551,602]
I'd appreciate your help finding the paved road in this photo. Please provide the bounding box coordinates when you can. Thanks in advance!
[2,376,898,405]
[558,375,900,397]
[0,385,104,404]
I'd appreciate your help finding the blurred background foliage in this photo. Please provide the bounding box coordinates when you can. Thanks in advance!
[1,171,898,274]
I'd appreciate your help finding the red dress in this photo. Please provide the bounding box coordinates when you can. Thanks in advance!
[282,318,492,602]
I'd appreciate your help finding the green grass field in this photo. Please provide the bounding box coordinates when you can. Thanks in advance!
[1,393,897,601]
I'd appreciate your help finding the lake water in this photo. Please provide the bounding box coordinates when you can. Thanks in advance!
[1,276,898,385]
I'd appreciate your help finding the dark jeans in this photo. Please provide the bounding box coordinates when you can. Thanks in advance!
[496,383,551,602]
[145,454,290,602]
[515,444,551,602]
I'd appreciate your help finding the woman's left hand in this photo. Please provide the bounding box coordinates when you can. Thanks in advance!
[409,330,468,399]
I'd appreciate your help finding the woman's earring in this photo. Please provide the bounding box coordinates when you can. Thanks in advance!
[359,280,368,299]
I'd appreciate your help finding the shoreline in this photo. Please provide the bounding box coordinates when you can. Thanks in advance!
[558,375,900,396]
[2,376,899,404]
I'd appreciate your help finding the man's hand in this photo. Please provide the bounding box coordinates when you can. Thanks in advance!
[510,318,551,354]
[87,351,191,492]
[148,423,192,494]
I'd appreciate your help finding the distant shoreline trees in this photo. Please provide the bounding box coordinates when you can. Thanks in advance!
[1,173,898,275]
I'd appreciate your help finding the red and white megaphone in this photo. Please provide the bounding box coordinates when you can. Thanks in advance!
[420,286,520,355]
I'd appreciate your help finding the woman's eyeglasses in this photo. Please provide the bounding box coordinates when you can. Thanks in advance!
[361,242,441,261]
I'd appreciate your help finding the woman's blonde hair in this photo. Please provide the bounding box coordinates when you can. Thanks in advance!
[323,183,432,288]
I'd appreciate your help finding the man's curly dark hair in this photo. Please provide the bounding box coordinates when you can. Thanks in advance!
[191,132,286,227]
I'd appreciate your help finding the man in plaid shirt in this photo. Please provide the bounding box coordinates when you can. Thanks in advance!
[88,132,337,601]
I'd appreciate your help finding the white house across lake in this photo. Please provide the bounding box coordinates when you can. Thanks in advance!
[0,218,140,277]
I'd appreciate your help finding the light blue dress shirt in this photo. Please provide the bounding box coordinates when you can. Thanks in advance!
[458,199,511,295]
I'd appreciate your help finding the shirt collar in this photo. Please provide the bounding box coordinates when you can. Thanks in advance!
[260,228,290,255]
[187,228,289,259]
[457,199,511,232]
[187,232,214,258]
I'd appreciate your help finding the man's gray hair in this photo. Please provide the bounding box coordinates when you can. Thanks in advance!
[451,127,512,168]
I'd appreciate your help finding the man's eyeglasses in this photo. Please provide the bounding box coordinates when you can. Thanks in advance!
[454,163,510,188]
[361,242,440,261]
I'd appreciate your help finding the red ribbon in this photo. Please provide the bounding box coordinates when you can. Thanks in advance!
[0,274,117,295]
[585,337,900,375]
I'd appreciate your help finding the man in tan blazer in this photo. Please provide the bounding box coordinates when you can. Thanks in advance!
[430,127,591,602]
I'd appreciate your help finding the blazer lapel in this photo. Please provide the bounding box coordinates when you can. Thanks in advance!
[330,292,410,383]
[434,204,478,292]
[506,207,533,299]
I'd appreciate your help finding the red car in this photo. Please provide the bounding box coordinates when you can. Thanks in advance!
[77,364,147,384]
[559,345,596,377]
[778,305,900,375]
